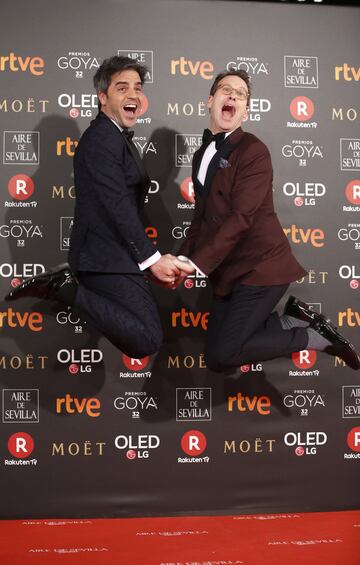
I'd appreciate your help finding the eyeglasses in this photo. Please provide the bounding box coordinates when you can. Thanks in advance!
[216,84,249,101]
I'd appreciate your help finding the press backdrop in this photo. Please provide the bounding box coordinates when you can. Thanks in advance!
[1,0,360,518]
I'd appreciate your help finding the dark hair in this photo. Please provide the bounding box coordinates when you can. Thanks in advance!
[93,55,148,110]
[210,70,252,104]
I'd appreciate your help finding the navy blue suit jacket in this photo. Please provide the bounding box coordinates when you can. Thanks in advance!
[69,112,154,274]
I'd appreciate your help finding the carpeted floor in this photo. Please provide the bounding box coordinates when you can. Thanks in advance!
[1,510,359,564]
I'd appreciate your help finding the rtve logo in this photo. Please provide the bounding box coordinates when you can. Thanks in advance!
[0,308,43,331]
[290,96,315,122]
[0,53,45,76]
[56,137,78,156]
[283,225,324,247]
[55,395,101,417]
[227,393,271,415]
[170,57,214,79]
[335,63,360,82]
[171,308,209,330]
[338,308,360,328]
[8,174,34,200]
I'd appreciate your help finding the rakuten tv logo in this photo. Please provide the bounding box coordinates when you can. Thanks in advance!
[292,350,317,370]
[181,430,207,456]
[7,432,34,458]
[180,177,195,204]
[122,355,150,371]
[290,96,315,121]
[347,427,360,452]
[8,175,34,200]
[345,180,360,206]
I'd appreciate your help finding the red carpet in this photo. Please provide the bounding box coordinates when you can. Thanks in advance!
[1,510,359,564]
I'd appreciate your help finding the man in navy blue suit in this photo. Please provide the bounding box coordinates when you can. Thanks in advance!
[6,56,191,357]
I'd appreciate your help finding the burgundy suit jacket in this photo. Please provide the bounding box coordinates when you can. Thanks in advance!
[179,127,307,296]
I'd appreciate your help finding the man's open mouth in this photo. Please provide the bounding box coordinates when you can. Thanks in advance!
[123,104,137,116]
[222,104,235,119]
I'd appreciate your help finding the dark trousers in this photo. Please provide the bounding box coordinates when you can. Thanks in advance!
[204,283,308,371]
[74,272,163,357]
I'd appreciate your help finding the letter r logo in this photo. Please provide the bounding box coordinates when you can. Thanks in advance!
[181,430,207,456]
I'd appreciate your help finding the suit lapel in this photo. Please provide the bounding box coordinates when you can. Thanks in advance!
[202,127,245,200]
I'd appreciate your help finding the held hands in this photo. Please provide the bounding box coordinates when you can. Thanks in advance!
[149,254,195,288]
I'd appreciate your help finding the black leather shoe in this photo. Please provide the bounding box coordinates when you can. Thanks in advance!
[311,316,360,370]
[285,296,360,370]
[284,295,318,323]
[5,263,75,302]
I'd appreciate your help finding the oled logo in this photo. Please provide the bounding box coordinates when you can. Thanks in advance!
[2,389,39,423]
[227,393,271,415]
[175,134,202,167]
[143,180,159,204]
[170,57,214,79]
[284,56,319,88]
[288,98,317,129]
[335,63,360,82]
[344,180,360,211]
[344,427,360,460]
[0,53,45,76]
[0,263,45,291]
[342,386,360,418]
[55,395,101,417]
[118,50,153,83]
[240,363,263,373]
[3,131,39,165]
[283,225,324,247]
[340,139,360,171]
[60,216,73,251]
[226,56,269,77]
[282,140,323,167]
[338,265,360,290]
[58,93,98,119]
[176,388,212,422]
[248,99,271,123]
[183,268,207,290]
[7,432,35,459]
[114,434,160,460]
[179,430,208,464]
[57,348,103,374]
[179,176,195,208]
[282,182,325,207]
[284,431,327,456]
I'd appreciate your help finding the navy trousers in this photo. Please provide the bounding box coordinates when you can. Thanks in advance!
[204,283,308,371]
[74,272,163,357]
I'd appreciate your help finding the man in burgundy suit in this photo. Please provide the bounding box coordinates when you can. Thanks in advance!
[176,69,360,371]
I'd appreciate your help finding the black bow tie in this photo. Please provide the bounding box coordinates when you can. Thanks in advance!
[202,128,226,149]
[123,128,134,141]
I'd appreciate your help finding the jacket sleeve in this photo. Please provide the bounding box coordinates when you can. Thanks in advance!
[83,134,156,264]
[189,142,273,275]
